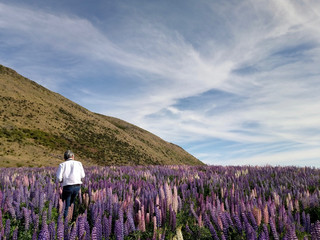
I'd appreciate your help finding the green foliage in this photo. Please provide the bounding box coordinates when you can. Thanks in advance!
[0,127,69,150]
[304,206,320,223]
[182,224,212,240]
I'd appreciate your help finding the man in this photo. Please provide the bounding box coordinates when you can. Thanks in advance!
[56,150,85,219]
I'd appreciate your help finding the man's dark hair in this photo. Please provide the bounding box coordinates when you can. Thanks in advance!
[64,150,74,160]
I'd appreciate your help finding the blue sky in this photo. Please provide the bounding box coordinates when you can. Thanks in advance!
[1,0,320,167]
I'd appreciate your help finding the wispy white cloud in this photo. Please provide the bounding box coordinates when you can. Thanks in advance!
[1,1,320,166]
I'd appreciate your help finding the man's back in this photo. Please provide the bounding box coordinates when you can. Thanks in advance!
[56,159,85,186]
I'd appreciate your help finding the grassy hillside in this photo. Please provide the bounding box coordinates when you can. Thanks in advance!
[0,65,203,167]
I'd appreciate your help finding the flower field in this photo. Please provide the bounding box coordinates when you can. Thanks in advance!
[0,165,320,239]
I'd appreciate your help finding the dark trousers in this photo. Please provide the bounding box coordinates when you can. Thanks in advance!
[62,184,81,218]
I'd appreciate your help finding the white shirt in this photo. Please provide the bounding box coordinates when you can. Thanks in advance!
[56,159,85,187]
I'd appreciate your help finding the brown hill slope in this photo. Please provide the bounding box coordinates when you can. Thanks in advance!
[0,65,203,167]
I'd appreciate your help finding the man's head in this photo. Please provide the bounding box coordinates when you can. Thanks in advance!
[64,150,74,160]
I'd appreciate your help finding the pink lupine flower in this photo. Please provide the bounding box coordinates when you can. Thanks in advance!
[253,206,262,226]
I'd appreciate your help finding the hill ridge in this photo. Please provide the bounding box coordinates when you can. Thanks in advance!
[0,64,204,167]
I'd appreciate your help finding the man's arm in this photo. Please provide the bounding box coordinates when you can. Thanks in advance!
[56,164,64,183]
[80,163,85,179]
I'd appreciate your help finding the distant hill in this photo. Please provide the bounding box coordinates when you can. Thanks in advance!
[0,65,203,167]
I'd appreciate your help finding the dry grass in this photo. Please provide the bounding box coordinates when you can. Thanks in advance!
[0,65,204,167]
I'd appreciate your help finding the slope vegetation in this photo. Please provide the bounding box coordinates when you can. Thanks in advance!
[0,65,203,167]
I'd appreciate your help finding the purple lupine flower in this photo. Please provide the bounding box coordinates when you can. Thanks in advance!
[225,211,234,228]
[38,222,50,240]
[91,227,99,240]
[294,211,300,226]
[278,215,284,234]
[94,216,102,240]
[32,230,37,240]
[127,208,136,232]
[78,216,86,240]
[47,200,53,221]
[220,212,229,229]
[245,221,256,240]
[310,220,320,240]
[22,207,30,230]
[115,219,124,240]
[284,225,298,240]
[49,221,56,240]
[104,215,112,239]
[185,224,193,235]
[4,219,10,239]
[57,214,64,240]
[69,222,77,240]
[190,203,198,219]
[124,221,129,236]
[12,227,18,240]
[263,224,269,240]
[258,230,267,240]
[269,218,279,240]
[302,211,307,232]
[33,213,39,233]
[172,209,176,232]
[39,190,45,213]
[155,206,161,227]
[0,211,3,238]
[102,215,109,239]
[248,210,258,230]
[64,217,69,240]
[8,202,16,219]
[306,213,311,233]
[0,190,3,208]
[204,213,219,240]
[85,217,91,240]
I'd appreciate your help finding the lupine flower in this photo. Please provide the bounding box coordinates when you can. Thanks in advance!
[7,202,16,219]
[155,206,161,227]
[49,221,56,240]
[33,213,39,232]
[306,213,311,233]
[12,227,18,240]
[48,200,53,221]
[115,219,124,240]
[57,214,64,240]
[310,220,320,240]
[84,217,91,240]
[127,207,136,232]
[269,218,279,240]
[94,216,102,239]
[38,222,50,240]
[69,222,77,240]
[173,185,178,213]
[78,215,86,239]
[39,191,45,214]
[175,226,184,240]
[216,214,223,231]
[0,165,319,239]
[4,219,10,239]
[233,214,243,232]
[32,230,37,240]
[204,213,219,240]
[67,203,74,222]
[284,225,298,240]
[64,217,69,240]
[263,224,269,240]
[248,210,258,230]
[59,198,64,214]
[253,206,262,226]
[164,182,172,208]
[258,230,267,240]
[22,207,30,230]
